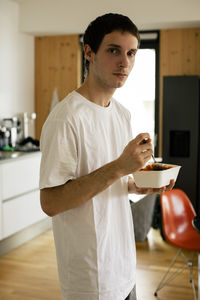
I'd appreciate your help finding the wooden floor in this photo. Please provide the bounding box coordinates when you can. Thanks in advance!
[0,228,198,300]
[136,229,198,300]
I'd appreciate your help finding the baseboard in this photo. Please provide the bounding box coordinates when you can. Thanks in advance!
[0,218,52,256]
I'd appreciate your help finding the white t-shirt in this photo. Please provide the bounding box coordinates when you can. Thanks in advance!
[39,91,136,300]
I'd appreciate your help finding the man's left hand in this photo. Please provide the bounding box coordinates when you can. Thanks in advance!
[128,178,175,195]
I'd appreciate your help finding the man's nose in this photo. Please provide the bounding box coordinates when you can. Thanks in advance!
[118,54,129,68]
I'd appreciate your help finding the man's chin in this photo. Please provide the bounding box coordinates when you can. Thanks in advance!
[115,81,126,88]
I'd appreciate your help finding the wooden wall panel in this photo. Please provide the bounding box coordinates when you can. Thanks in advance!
[35,35,81,140]
[159,28,200,156]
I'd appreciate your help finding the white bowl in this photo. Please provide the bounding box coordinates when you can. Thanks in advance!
[133,163,181,188]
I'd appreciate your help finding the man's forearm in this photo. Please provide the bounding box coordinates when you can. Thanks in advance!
[40,159,122,216]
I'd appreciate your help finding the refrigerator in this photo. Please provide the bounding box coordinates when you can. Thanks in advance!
[162,75,200,214]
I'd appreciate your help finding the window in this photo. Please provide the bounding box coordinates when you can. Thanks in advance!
[113,31,159,155]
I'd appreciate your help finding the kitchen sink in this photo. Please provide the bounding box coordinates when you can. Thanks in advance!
[0,151,25,160]
[0,149,40,160]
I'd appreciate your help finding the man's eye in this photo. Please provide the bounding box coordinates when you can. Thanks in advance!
[128,51,137,57]
[108,48,119,54]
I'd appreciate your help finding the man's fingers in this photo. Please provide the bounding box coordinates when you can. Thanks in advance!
[133,179,175,195]
[166,179,175,190]
[134,133,151,145]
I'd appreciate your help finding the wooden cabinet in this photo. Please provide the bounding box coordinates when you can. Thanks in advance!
[35,34,82,140]
[160,28,200,76]
[0,152,47,240]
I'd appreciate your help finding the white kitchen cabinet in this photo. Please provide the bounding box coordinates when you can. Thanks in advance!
[2,190,44,238]
[0,152,47,240]
[1,154,41,200]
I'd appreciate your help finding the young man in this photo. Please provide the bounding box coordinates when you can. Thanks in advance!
[39,13,173,300]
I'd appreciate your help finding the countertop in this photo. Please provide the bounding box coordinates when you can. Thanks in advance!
[0,151,41,164]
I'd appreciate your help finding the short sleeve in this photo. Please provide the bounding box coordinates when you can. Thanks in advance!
[39,118,77,189]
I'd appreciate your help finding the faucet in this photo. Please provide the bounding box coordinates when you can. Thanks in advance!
[22,112,36,139]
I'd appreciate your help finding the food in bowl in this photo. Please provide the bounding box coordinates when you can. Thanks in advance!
[140,163,173,171]
[133,163,181,188]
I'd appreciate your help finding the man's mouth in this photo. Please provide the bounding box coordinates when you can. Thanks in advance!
[113,72,128,78]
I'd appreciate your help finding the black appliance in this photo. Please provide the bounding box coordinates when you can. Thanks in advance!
[162,75,200,214]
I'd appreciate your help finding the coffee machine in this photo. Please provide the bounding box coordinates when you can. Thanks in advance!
[0,117,18,149]
[0,112,37,150]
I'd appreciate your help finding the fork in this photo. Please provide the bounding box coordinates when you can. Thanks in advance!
[142,138,156,163]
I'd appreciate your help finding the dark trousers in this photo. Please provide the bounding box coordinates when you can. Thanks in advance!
[125,285,137,300]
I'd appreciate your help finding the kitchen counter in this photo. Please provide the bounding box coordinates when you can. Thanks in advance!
[0,150,51,255]
[0,150,40,163]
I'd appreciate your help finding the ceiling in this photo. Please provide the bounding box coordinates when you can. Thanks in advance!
[11,0,200,35]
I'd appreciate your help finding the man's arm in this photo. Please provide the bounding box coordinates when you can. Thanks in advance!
[40,133,153,216]
[41,159,122,216]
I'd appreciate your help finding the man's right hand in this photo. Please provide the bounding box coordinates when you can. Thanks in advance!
[116,133,153,176]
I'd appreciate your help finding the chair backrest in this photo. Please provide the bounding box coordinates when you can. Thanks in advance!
[160,189,196,247]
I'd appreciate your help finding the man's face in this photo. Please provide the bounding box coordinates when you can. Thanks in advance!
[87,30,138,90]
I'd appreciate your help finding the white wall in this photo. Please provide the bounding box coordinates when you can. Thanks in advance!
[0,0,34,129]
[1,0,199,137]
[15,0,200,35]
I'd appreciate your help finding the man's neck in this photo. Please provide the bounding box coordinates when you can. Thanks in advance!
[76,77,115,107]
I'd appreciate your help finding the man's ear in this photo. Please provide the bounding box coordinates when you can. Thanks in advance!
[84,44,94,63]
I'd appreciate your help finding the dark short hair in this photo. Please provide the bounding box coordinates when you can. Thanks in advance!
[83,13,140,72]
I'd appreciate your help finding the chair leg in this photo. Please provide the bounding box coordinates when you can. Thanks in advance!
[190,276,197,300]
[154,248,182,296]
[154,249,197,299]
[182,251,197,300]
[187,258,197,300]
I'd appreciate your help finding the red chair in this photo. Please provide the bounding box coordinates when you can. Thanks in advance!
[154,189,200,299]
